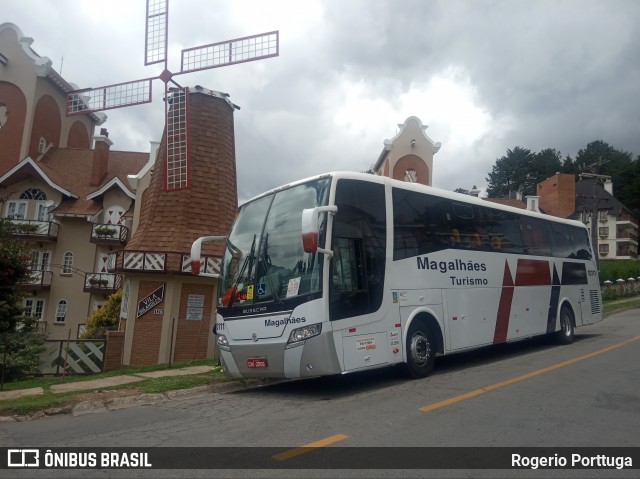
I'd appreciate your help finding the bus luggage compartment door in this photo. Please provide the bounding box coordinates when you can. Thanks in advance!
[342,331,388,371]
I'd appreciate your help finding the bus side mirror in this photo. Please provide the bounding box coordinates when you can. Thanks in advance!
[190,235,227,276]
[301,206,337,256]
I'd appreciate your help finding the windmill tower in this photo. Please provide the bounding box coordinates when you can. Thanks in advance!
[67,0,279,366]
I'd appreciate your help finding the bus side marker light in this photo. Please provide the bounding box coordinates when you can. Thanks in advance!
[349,328,356,333]
[393,348,399,354]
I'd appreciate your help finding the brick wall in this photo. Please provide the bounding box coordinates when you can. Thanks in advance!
[130,281,165,365]
[537,173,576,218]
[104,331,125,371]
[173,283,215,361]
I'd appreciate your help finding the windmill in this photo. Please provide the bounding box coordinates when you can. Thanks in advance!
[65,0,279,192]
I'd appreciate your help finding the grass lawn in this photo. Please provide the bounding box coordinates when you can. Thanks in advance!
[0,359,230,416]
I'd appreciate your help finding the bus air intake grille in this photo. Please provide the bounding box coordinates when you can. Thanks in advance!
[590,290,601,315]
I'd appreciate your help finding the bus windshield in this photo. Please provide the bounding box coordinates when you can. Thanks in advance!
[219,178,330,311]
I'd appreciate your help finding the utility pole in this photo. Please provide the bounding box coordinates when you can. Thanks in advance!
[578,172,612,272]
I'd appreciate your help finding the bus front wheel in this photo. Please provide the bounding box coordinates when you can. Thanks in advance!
[556,305,575,345]
[405,322,435,378]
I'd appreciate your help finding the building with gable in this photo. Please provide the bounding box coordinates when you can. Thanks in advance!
[372,116,442,185]
[538,173,638,260]
[0,23,152,340]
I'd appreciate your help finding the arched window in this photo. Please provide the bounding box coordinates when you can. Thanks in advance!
[62,252,73,274]
[55,300,67,323]
[20,188,47,200]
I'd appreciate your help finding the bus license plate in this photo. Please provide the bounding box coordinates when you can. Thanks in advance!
[247,358,267,368]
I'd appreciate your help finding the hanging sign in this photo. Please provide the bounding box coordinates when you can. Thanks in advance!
[137,284,165,318]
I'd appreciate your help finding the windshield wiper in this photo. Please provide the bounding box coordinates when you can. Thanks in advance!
[259,233,283,305]
[227,234,257,309]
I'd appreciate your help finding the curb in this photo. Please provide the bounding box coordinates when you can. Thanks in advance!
[70,379,274,416]
[1,378,277,422]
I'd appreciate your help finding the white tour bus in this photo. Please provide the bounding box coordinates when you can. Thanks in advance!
[191,171,603,379]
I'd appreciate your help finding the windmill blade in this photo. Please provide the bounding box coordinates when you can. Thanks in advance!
[66,78,154,115]
[179,31,279,75]
[145,0,168,66]
[165,86,190,192]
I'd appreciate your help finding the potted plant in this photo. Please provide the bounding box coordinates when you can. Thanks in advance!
[88,277,109,287]
[94,225,117,237]
[16,223,39,233]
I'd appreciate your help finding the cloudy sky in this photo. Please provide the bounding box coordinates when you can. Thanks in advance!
[4,0,639,201]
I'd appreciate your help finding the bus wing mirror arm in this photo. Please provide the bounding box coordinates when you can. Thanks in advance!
[301,206,338,257]
[190,236,227,276]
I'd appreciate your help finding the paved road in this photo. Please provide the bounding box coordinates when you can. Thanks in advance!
[2,309,639,478]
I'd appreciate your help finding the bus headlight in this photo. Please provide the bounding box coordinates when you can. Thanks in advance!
[287,323,322,344]
[217,334,230,351]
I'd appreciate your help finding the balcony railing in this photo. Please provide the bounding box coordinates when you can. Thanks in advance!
[90,224,129,246]
[616,212,638,227]
[18,270,53,290]
[11,219,58,241]
[83,272,123,293]
[616,231,638,243]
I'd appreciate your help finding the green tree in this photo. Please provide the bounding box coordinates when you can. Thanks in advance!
[486,147,563,198]
[81,289,122,339]
[486,147,534,197]
[0,218,46,380]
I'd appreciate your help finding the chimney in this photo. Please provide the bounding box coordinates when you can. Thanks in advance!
[537,173,576,218]
[90,128,113,186]
[468,185,481,197]
[526,195,541,213]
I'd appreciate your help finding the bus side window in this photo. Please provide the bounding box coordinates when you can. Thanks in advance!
[331,179,386,321]
[332,237,364,292]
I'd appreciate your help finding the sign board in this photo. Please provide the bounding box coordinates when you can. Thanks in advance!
[186,294,205,320]
[136,284,165,318]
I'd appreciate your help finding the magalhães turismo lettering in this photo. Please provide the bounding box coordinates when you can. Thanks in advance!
[417,256,489,286]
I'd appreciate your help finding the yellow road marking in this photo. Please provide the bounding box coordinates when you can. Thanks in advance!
[419,336,640,413]
[272,434,349,462]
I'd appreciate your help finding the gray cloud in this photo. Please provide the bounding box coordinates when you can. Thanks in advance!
[3,0,638,200]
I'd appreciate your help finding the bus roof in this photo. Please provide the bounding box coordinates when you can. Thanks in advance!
[240,171,588,230]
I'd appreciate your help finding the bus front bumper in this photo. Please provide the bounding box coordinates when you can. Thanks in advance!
[219,332,341,379]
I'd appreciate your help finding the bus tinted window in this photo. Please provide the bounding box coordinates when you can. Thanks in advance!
[520,217,552,256]
[484,209,523,253]
[392,188,449,260]
[392,186,592,260]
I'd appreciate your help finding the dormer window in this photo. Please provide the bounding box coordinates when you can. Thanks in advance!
[20,188,47,200]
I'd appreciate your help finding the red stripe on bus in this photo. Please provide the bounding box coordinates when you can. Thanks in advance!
[493,260,514,344]
[514,259,551,286]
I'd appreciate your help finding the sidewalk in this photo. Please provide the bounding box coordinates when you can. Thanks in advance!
[0,365,216,401]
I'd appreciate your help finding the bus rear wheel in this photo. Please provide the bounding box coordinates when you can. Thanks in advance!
[556,305,575,345]
[405,322,435,379]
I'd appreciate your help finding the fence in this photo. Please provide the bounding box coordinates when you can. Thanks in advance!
[601,277,640,301]
[38,339,106,375]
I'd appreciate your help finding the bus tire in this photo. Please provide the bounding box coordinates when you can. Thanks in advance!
[404,321,435,379]
[556,305,575,345]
